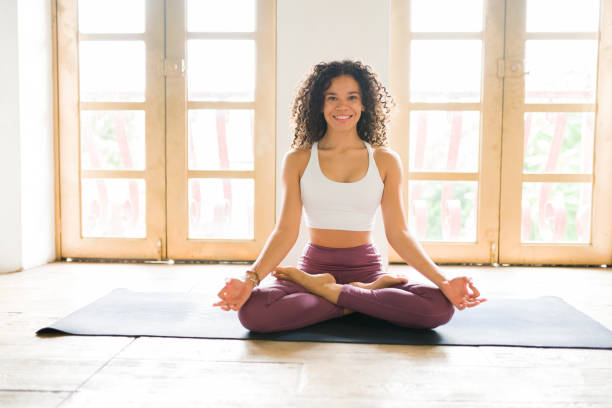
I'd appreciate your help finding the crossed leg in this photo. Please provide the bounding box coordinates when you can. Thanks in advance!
[272,267,455,329]
[237,279,345,333]
[237,273,408,333]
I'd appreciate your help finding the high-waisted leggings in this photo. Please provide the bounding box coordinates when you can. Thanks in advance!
[238,242,454,333]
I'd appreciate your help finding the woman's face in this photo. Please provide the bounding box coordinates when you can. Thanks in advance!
[322,75,364,134]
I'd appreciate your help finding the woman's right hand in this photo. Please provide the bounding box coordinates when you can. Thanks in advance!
[213,277,255,311]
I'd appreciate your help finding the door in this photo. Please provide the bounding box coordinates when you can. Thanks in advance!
[390,0,612,265]
[499,0,612,264]
[58,0,166,259]
[390,0,505,263]
[57,0,276,260]
[164,0,276,260]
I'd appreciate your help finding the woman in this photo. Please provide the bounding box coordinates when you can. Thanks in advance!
[214,60,486,333]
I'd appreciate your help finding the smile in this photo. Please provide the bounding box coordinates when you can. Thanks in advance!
[332,114,352,120]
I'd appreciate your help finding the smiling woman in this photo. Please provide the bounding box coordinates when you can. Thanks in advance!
[214,60,486,333]
[291,60,392,149]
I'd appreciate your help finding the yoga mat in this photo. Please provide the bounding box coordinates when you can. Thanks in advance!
[37,288,612,349]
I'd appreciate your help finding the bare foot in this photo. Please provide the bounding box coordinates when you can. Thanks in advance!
[349,274,408,290]
[273,267,340,303]
[273,267,335,289]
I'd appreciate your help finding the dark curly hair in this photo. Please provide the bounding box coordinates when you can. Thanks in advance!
[290,60,394,149]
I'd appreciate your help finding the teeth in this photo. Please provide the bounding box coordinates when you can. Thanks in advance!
[334,115,350,119]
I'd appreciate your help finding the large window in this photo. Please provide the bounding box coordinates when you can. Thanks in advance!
[57,0,276,260]
[391,0,612,264]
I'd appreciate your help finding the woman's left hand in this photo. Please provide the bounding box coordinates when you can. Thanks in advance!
[439,277,487,310]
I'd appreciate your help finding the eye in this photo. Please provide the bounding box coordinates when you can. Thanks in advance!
[327,96,337,101]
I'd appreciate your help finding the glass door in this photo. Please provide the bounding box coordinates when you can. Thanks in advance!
[390,0,505,263]
[165,0,276,260]
[391,0,612,265]
[499,0,612,264]
[57,0,276,260]
[58,0,166,259]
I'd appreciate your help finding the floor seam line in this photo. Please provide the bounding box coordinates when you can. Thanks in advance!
[54,337,138,407]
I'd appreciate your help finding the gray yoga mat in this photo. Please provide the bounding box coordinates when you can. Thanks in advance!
[37,288,612,349]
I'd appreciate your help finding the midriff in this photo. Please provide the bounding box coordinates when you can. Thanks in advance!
[308,228,372,248]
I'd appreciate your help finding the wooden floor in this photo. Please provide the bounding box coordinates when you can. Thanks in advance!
[1,262,611,408]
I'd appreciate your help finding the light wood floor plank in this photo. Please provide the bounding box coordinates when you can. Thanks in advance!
[0,391,70,408]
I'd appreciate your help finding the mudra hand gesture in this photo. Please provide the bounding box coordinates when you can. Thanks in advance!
[439,277,486,310]
[213,276,254,311]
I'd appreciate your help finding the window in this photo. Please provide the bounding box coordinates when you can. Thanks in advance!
[57,0,276,260]
[390,0,612,264]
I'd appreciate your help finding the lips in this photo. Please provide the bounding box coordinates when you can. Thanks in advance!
[332,114,353,123]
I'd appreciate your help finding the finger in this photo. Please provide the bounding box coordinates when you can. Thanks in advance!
[465,300,483,308]
[214,301,228,310]
[467,281,481,298]
[216,286,229,298]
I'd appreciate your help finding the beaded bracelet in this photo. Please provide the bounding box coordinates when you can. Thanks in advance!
[245,269,260,286]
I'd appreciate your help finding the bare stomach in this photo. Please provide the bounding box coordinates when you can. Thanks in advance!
[308,228,372,248]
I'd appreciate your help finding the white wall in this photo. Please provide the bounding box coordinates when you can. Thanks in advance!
[0,0,55,273]
[0,0,23,272]
[18,0,55,270]
[276,0,391,268]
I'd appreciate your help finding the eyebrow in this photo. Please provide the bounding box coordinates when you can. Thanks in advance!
[324,91,361,95]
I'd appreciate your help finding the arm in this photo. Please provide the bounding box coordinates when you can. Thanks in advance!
[378,149,485,310]
[214,150,304,310]
[378,149,446,286]
[248,150,304,281]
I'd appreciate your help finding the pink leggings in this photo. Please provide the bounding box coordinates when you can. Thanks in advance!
[238,242,454,333]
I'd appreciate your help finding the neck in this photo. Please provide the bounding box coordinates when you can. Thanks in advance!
[319,129,362,150]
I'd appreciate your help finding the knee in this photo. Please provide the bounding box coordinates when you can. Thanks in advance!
[425,295,455,329]
[238,289,293,333]
[237,294,273,333]
[395,290,454,330]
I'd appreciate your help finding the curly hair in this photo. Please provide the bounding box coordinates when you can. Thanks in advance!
[290,60,394,149]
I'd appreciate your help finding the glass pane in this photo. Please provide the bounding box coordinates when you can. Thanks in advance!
[187,40,255,101]
[408,181,477,242]
[78,0,145,33]
[523,112,594,174]
[409,111,480,172]
[410,40,482,102]
[81,111,145,170]
[525,40,598,103]
[521,182,591,243]
[82,178,146,238]
[527,0,600,32]
[187,0,255,32]
[188,110,254,170]
[189,178,254,239]
[411,0,483,32]
[79,41,145,102]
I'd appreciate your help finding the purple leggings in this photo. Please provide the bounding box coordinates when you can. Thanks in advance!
[238,242,454,333]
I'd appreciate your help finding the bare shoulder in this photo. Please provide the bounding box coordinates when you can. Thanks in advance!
[372,146,402,178]
[373,146,401,162]
[283,147,311,178]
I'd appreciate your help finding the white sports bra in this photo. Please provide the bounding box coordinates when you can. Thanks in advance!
[300,141,384,231]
